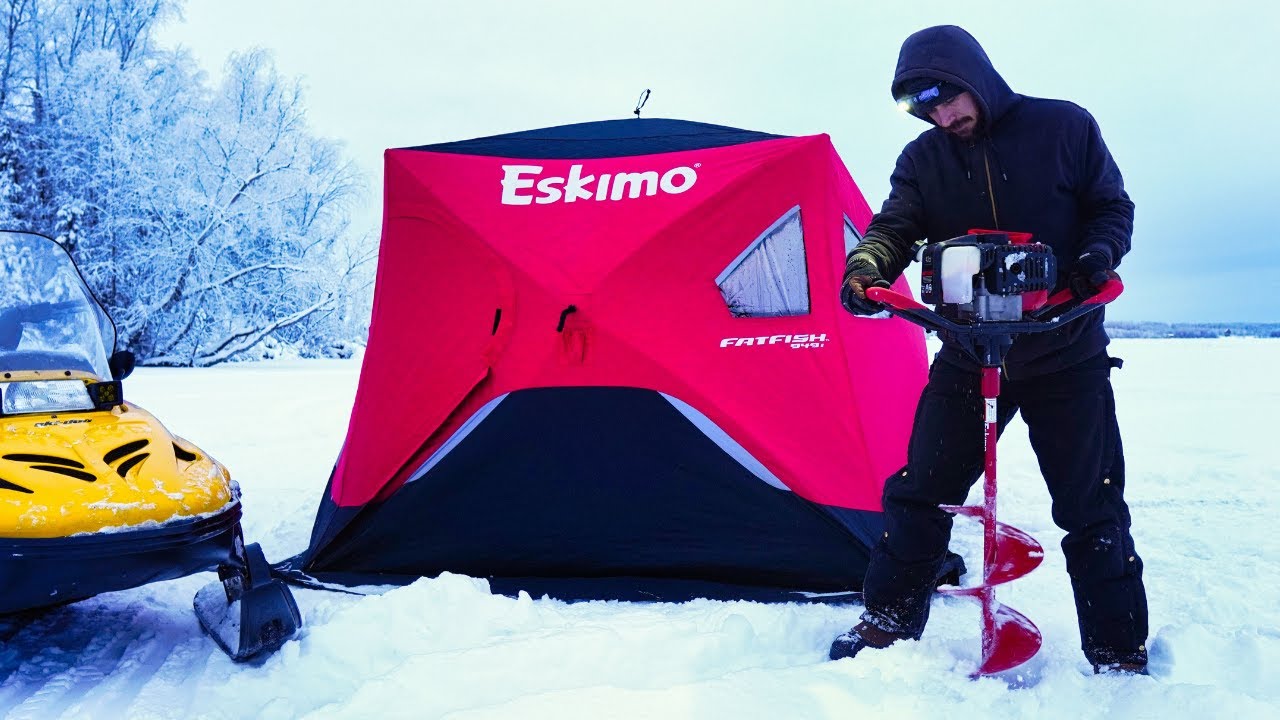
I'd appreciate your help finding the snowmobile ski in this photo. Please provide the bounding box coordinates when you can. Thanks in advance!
[195,540,302,662]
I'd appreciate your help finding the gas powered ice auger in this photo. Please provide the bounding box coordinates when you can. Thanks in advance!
[864,230,1123,677]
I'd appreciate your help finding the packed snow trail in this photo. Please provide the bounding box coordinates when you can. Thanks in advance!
[0,592,211,719]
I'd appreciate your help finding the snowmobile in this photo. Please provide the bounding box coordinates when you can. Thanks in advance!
[0,230,300,661]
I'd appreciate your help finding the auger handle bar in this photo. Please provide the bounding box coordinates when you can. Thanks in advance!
[864,278,1124,339]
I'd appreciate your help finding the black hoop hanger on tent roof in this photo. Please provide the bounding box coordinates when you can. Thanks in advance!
[634,89,651,118]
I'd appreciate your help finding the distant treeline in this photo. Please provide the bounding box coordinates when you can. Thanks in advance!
[1106,322,1280,339]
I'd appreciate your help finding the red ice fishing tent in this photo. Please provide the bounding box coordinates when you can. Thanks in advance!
[286,118,937,601]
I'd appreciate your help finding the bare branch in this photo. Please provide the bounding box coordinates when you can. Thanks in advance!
[193,291,337,366]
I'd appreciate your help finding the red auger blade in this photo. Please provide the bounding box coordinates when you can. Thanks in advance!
[988,522,1044,585]
[936,511,1045,589]
[935,516,1045,677]
[977,601,1043,676]
[939,503,984,519]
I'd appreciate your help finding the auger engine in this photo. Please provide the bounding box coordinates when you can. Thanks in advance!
[918,232,1056,322]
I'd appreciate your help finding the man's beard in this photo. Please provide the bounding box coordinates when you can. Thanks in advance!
[942,116,978,140]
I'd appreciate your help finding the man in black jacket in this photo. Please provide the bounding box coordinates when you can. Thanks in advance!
[830,25,1149,674]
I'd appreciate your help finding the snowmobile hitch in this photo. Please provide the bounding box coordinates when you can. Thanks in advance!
[865,235,1123,677]
[194,530,302,662]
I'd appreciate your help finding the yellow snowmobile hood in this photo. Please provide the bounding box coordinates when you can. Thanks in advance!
[0,397,234,539]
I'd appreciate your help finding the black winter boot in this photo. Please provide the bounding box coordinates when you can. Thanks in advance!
[1093,661,1149,675]
[828,621,909,661]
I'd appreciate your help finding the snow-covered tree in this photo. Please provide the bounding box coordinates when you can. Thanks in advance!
[0,0,372,365]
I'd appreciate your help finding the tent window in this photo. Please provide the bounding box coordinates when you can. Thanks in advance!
[716,206,809,317]
[843,214,862,257]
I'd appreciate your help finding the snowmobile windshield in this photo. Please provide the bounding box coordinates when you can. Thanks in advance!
[0,231,115,379]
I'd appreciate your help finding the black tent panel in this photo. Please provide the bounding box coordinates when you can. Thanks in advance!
[405,118,784,159]
[303,387,877,596]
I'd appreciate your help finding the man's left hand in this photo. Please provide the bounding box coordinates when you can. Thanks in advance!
[1069,252,1119,299]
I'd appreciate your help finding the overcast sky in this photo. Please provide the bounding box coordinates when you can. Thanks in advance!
[159,0,1279,322]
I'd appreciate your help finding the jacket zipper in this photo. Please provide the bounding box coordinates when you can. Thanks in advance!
[982,144,1000,229]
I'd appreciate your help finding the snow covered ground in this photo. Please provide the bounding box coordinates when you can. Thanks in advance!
[2,339,1278,719]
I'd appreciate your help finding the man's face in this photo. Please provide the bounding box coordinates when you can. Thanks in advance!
[928,92,981,140]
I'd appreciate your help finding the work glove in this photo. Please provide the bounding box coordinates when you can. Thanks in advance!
[840,257,890,316]
[1068,251,1119,300]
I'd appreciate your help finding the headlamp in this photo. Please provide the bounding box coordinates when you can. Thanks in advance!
[895,82,954,113]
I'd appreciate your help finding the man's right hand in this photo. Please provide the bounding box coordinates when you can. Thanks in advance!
[841,258,890,316]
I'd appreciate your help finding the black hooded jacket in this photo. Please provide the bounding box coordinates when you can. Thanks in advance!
[850,25,1134,378]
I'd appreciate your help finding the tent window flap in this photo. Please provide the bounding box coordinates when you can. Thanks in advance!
[716,206,809,317]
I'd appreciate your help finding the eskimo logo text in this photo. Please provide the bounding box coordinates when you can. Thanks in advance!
[501,164,698,205]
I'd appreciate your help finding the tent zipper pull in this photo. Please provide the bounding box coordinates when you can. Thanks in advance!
[556,305,578,332]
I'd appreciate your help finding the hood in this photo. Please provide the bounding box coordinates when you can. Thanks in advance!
[0,402,233,538]
[890,25,1018,128]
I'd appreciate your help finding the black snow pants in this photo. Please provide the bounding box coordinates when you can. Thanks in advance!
[860,352,1149,667]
